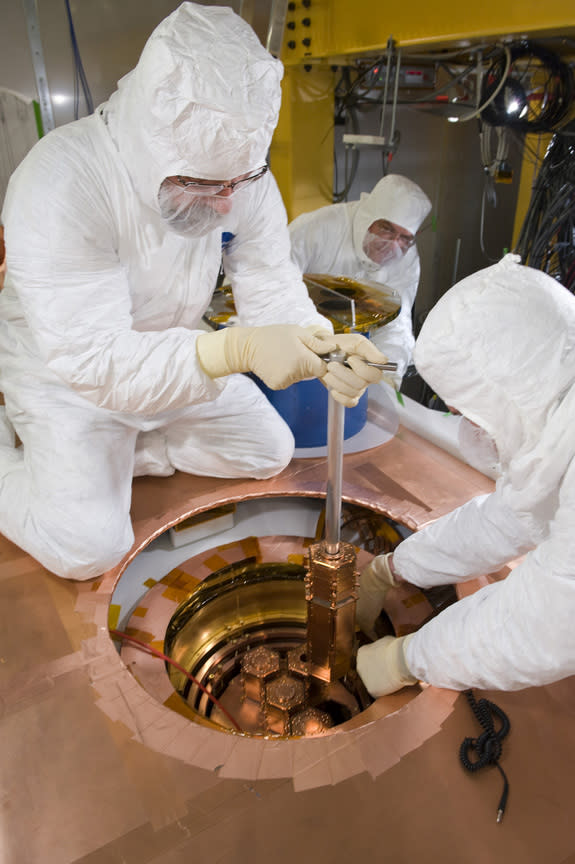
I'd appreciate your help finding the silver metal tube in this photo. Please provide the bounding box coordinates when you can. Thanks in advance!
[325,393,345,555]
[265,0,289,58]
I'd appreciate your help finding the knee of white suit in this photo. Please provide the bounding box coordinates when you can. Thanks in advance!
[30,506,135,582]
[243,421,295,479]
[42,528,134,581]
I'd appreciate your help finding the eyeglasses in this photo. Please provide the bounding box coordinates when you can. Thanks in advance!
[370,219,416,250]
[173,165,269,196]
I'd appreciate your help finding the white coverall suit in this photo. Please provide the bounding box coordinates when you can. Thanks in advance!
[0,4,331,580]
[289,174,431,386]
[395,254,575,691]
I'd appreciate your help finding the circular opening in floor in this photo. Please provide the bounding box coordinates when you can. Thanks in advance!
[112,501,457,739]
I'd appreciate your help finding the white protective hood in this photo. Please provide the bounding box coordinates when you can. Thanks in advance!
[103,2,283,212]
[414,253,575,520]
[352,174,431,270]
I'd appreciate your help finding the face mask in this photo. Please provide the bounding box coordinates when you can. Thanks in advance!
[362,231,404,267]
[157,180,234,237]
[458,417,500,475]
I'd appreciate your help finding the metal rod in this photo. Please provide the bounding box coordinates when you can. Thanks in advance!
[325,393,345,555]
[22,0,55,133]
[264,0,288,58]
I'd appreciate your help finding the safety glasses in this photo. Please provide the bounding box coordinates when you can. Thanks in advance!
[369,219,416,250]
[173,165,269,196]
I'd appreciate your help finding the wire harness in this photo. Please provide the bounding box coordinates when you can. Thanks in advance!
[515,121,575,292]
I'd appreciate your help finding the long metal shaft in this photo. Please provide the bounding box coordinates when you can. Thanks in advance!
[324,393,345,555]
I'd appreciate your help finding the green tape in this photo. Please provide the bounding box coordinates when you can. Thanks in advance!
[396,390,405,407]
[32,100,44,139]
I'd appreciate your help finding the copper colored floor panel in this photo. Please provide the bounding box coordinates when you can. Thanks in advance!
[0,426,574,864]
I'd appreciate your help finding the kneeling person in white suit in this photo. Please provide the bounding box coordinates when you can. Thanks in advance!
[0,3,385,580]
[357,254,575,694]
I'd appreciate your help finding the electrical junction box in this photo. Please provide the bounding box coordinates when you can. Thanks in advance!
[400,66,436,87]
[366,65,436,89]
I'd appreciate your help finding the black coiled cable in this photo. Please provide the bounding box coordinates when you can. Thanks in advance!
[459,689,511,823]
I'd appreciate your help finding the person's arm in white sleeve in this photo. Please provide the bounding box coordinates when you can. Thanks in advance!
[222,173,332,331]
[393,488,537,589]
[287,209,317,274]
[406,467,575,690]
[4,143,225,417]
[371,250,420,386]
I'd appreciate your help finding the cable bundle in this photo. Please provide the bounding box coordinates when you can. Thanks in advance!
[480,41,574,133]
[481,41,574,132]
[515,123,575,292]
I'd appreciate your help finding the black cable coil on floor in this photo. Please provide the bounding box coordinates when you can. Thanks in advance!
[459,689,511,823]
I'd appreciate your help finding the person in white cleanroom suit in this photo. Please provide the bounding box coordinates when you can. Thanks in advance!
[356,253,575,693]
[0,3,386,581]
[289,174,432,387]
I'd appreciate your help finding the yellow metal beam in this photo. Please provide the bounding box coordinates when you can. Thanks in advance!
[270,64,335,221]
[281,0,575,64]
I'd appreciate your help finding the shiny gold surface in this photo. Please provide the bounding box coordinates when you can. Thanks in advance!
[143,541,369,736]
[203,274,400,335]
[304,274,401,333]
[165,562,307,697]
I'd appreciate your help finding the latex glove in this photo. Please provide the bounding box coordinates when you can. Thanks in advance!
[196,324,337,390]
[356,553,399,640]
[356,634,418,698]
[320,334,389,408]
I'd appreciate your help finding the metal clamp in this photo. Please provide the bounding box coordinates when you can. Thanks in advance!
[321,350,398,373]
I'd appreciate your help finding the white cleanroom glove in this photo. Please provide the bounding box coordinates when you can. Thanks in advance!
[357,634,418,698]
[356,552,399,640]
[319,333,389,407]
[196,324,337,390]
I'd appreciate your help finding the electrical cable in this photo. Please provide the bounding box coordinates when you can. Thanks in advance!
[333,67,361,202]
[110,628,242,732]
[411,58,484,105]
[515,120,575,290]
[479,182,500,263]
[459,689,511,823]
[64,0,94,119]
[480,41,574,133]
[453,46,512,124]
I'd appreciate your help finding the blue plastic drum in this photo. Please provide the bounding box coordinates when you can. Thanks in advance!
[254,376,368,448]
